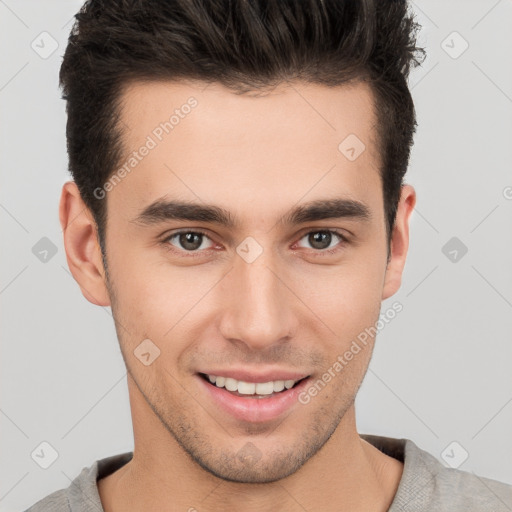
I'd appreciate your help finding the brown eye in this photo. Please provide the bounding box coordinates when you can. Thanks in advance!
[308,231,333,250]
[164,231,214,252]
[296,230,346,253]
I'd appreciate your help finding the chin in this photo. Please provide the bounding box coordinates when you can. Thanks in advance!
[193,448,308,483]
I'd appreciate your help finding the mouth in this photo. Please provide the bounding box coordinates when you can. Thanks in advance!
[197,371,311,423]
[199,372,309,398]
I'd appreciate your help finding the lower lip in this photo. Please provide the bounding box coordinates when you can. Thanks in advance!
[197,374,310,423]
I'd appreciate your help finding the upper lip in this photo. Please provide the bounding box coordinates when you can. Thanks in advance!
[198,369,310,383]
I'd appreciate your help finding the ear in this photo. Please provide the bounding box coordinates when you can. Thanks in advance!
[59,181,111,306]
[382,184,416,300]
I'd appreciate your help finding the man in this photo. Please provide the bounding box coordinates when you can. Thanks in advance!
[26,0,512,511]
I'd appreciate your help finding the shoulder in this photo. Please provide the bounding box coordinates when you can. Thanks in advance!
[23,490,70,512]
[23,461,97,512]
[23,452,133,512]
[360,434,512,511]
[395,437,512,511]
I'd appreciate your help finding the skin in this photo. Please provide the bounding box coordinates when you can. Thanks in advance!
[60,79,415,512]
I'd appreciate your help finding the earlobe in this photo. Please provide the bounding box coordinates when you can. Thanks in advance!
[59,181,111,307]
[381,184,416,300]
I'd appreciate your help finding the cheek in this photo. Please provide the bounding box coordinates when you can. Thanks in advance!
[109,256,218,345]
[296,256,385,335]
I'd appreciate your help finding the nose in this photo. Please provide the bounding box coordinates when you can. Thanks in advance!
[218,248,297,351]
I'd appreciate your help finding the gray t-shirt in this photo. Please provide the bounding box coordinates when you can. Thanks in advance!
[24,434,512,511]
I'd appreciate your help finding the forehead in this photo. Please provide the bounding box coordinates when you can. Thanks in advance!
[118,79,377,147]
[110,79,382,226]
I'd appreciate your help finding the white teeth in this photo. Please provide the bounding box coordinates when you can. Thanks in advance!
[237,381,256,394]
[255,382,274,395]
[224,377,238,392]
[284,380,295,389]
[207,374,301,395]
[273,380,285,392]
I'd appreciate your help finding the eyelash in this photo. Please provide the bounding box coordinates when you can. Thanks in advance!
[160,229,349,258]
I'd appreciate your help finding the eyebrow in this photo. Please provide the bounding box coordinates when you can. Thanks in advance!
[132,197,372,228]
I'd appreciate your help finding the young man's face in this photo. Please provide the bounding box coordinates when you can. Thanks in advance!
[67,79,414,483]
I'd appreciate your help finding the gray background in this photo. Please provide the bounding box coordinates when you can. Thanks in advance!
[1,1,511,510]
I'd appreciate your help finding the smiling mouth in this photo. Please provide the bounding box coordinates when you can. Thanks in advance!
[199,373,309,398]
